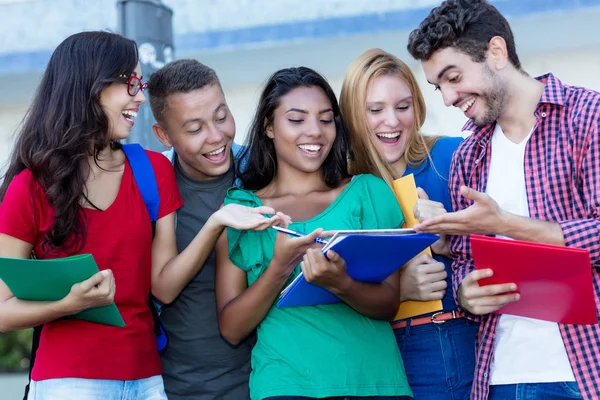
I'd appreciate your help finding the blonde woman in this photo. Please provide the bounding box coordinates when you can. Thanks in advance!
[340,48,477,400]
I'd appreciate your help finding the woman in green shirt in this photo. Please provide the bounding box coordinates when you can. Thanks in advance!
[214,66,412,400]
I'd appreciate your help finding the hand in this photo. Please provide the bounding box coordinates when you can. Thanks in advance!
[213,204,291,231]
[300,249,352,295]
[414,186,506,236]
[458,269,520,315]
[318,230,338,240]
[400,253,447,302]
[414,188,447,222]
[270,226,324,278]
[63,270,116,314]
[430,234,451,258]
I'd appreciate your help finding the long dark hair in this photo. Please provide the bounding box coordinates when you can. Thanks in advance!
[238,67,350,191]
[0,31,139,255]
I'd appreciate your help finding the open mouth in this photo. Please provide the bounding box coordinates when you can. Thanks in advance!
[376,132,401,145]
[121,110,137,126]
[459,97,476,115]
[202,145,227,163]
[297,144,323,156]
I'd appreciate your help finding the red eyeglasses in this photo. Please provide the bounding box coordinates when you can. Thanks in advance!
[120,74,148,96]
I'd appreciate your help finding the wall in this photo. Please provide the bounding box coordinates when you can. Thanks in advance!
[221,50,600,145]
[0,373,28,400]
[1,0,600,167]
[0,0,444,55]
[0,106,26,174]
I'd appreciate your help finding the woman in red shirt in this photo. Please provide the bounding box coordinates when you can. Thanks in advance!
[0,31,279,400]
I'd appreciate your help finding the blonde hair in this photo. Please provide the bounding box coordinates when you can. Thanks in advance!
[340,48,441,188]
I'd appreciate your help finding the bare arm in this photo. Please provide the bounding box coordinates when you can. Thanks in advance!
[500,212,565,245]
[301,249,400,320]
[215,228,322,345]
[151,212,222,304]
[215,233,288,345]
[0,234,115,332]
[415,186,565,245]
[151,205,282,304]
[336,273,401,320]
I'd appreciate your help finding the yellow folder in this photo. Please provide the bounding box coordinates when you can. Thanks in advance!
[391,174,443,320]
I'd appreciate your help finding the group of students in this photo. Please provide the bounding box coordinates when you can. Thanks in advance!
[0,1,599,400]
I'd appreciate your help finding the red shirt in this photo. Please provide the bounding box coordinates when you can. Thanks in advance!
[0,150,183,381]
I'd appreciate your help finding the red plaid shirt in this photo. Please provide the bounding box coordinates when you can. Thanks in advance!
[449,73,600,400]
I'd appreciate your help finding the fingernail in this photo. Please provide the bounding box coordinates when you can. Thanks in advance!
[514,294,520,301]
[510,285,517,291]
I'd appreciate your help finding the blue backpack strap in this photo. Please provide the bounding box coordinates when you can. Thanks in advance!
[121,143,168,355]
[121,143,160,221]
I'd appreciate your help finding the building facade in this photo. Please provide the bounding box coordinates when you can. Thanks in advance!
[0,0,599,167]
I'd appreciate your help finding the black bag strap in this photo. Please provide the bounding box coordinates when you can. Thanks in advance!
[149,220,160,337]
[23,325,42,400]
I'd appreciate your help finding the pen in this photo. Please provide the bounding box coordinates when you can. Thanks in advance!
[271,226,328,245]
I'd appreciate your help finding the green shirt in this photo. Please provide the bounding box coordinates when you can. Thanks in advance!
[225,174,412,400]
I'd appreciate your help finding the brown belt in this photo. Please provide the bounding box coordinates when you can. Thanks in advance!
[392,310,462,330]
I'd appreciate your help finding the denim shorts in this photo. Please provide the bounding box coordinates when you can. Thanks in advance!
[27,375,167,400]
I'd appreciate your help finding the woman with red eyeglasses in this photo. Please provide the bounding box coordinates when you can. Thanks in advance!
[0,31,279,400]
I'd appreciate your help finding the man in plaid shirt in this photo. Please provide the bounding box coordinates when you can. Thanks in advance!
[407,1,600,399]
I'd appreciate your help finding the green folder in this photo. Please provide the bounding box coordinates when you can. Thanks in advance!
[0,254,125,327]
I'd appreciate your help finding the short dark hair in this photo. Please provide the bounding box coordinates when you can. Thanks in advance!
[147,59,221,124]
[238,67,351,191]
[407,0,522,70]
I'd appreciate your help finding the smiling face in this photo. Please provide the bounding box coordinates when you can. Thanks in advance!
[99,62,146,141]
[153,84,235,180]
[422,47,508,126]
[266,86,337,175]
[365,74,415,166]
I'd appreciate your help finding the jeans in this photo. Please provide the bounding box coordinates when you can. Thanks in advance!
[394,317,478,400]
[27,375,167,400]
[489,382,582,399]
[264,397,410,399]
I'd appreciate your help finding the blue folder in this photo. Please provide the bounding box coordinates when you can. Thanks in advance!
[277,231,439,308]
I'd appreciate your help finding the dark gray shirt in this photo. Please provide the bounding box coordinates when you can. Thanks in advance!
[161,158,251,400]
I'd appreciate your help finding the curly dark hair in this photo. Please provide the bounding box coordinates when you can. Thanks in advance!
[0,31,139,255]
[238,67,351,191]
[407,0,521,70]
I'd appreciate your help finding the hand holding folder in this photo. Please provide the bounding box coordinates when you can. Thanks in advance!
[472,235,597,325]
[277,229,438,308]
[0,254,125,327]
[391,174,443,320]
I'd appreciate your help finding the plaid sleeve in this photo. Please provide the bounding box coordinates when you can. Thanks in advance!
[448,147,481,322]
[448,149,473,295]
[559,97,600,267]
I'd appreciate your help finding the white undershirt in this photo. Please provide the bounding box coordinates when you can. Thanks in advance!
[486,123,575,385]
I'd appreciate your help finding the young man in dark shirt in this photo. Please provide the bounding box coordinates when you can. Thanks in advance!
[147,59,287,400]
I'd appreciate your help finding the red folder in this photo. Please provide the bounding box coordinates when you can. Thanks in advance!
[471,235,597,325]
